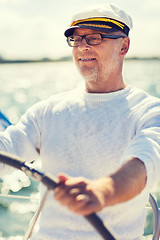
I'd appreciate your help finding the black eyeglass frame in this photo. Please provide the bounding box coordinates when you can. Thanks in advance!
[67,33,127,47]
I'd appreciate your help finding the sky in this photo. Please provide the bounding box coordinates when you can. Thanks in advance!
[0,0,160,60]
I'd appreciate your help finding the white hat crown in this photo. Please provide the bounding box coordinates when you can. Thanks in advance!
[71,4,133,30]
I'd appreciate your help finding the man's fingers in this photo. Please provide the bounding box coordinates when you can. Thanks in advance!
[74,198,99,215]
[68,194,91,211]
[54,175,103,215]
[54,185,67,201]
[57,174,69,183]
[54,187,83,205]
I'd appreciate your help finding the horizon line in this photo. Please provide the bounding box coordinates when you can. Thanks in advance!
[0,55,160,64]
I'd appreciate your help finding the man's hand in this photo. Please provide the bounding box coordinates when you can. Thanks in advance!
[54,158,147,216]
[54,174,113,216]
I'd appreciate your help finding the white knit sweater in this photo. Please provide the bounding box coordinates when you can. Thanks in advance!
[0,85,160,240]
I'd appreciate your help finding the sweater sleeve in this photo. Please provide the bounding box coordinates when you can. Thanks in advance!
[121,104,160,192]
[0,101,45,175]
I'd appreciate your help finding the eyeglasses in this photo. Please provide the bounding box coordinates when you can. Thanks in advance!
[67,33,126,47]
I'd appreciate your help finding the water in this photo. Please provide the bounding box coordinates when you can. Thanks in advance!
[0,60,160,239]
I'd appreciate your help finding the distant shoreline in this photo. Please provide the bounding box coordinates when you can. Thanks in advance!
[0,56,160,64]
[0,56,72,64]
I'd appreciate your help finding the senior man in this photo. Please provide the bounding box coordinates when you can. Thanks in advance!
[0,3,160,240]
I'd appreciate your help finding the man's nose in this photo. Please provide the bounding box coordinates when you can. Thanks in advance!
[78,37,90,50]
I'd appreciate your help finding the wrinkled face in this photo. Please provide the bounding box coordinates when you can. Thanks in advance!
[72,28,127,85]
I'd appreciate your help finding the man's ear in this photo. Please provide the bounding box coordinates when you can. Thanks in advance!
[120,37,130,56]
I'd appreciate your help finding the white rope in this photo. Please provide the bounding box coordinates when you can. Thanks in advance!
[24,189,51,240]
[0,193,39,201]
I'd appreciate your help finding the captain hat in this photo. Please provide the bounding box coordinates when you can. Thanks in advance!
[64,3,133,37]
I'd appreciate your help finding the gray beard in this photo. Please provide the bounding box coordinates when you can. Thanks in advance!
[78,65,100,83]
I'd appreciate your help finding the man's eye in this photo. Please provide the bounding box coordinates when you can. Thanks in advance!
[74,38,80,43]
[90,37,98,40]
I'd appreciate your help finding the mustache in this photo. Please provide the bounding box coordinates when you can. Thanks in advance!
[78,53,96,58]
[77,50,97,57]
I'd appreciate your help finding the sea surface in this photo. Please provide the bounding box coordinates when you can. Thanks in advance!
[0,60,160,239]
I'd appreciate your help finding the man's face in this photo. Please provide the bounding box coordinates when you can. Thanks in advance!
[72,28,126,90]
